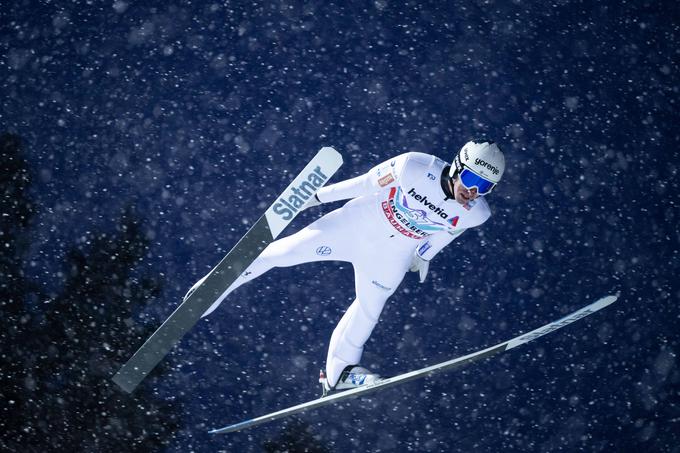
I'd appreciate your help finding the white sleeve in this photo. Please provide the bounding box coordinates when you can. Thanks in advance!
[315,173,375,203]
[416,229,467,261]
[315,153,409,203]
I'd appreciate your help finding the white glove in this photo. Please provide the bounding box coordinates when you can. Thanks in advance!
[301,193,322,211]
[409,253,429,283]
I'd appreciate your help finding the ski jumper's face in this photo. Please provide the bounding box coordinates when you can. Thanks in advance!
[452,177,479,205]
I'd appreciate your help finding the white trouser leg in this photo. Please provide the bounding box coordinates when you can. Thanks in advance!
[325,257,410,387]
[325,299,372,385]
[199,208,353,317]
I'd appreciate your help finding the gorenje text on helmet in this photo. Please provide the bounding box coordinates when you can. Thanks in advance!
[474,158,500,175]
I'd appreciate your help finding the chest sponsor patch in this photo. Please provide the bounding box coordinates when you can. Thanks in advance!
[378,173,395,187]
[381,186,450,239]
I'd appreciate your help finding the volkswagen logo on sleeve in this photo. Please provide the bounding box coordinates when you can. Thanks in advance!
[315,246,332,256]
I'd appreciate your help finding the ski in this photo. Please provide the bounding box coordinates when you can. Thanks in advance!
[112,147,344,393]
[209,294,617,434]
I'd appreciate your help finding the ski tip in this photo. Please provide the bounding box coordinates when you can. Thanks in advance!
[594,294,618,308]
[318,146,343,163]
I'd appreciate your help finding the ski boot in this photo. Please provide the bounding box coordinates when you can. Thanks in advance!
[319,365,382,397]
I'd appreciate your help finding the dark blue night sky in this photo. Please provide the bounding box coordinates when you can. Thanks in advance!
[3,1,678,451]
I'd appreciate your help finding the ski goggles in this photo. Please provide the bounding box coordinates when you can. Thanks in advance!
[459,167,496,195]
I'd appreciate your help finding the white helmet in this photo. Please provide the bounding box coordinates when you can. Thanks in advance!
[449,140,505,194]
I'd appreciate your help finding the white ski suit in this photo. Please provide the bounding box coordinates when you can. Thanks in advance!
[201,152,491,386]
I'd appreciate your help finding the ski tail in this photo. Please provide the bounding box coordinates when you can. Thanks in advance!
[111,147,343,393]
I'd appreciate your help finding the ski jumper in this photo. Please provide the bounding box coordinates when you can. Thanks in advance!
[200,152,491,387]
